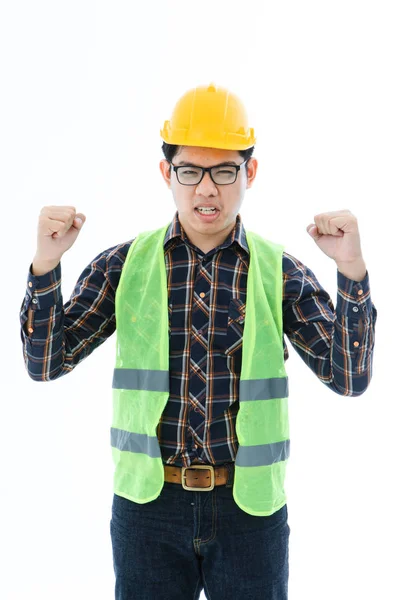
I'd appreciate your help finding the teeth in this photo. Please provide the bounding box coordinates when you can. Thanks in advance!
[198,207,216,213]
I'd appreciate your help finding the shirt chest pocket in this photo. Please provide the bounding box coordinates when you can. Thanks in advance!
[225,298,246,356]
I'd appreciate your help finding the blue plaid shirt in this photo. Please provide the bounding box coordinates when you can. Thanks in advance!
[20,211,377,467]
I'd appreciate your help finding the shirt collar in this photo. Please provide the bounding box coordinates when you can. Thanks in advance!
[163,210,249,255]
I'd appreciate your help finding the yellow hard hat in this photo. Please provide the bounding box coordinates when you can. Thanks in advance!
[160,82,256,151]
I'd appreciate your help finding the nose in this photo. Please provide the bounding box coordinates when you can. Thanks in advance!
[196,170,218,195]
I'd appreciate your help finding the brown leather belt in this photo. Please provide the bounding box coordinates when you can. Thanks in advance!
[163,463,231,491]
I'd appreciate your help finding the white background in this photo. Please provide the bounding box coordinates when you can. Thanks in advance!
[1,1,397,598]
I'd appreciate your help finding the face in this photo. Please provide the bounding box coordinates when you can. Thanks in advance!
[159,146,258,253]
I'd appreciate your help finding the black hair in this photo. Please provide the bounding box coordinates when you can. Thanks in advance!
[161,142,255,176]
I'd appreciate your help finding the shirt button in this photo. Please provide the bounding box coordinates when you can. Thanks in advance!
[28,327,34,333]
[32,298,38,304]
[352,307,359,312]
[28,282,33,288]
[200,292,205,298]
[357,289,363,295]
[353,341,360,347]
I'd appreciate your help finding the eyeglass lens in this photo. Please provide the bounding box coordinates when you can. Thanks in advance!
[177,166,238,185]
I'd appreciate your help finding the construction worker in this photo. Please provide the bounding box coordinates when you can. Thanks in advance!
[20,82,377,599]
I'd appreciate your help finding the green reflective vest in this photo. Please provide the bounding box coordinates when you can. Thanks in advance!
[111,222,289,516]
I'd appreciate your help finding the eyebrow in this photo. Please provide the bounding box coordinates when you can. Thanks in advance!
[176,161,239,167]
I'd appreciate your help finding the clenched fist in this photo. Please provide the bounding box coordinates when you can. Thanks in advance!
[32,205,86,275]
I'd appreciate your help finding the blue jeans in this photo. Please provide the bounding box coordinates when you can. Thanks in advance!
[110,467,290,599]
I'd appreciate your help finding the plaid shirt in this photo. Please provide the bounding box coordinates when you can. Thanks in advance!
[20,211,377,467]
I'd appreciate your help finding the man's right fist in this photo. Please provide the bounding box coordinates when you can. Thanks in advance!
[34,205,86,267]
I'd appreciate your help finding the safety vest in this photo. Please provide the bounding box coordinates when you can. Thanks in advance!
[111,222,289,516]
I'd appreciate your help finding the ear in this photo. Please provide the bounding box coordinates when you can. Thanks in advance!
[159,159,172,189]
[246,157,258,189]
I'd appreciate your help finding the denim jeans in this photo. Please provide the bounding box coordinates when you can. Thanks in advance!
[110,465,290,599]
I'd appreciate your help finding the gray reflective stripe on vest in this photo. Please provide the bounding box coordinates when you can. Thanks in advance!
[113,368,288,400]
[240,377,288,400]
[112,368,169,391]
[111,427,161,458]
[112,369,289,466]
[235,439,290,466]
[110,427,290,466]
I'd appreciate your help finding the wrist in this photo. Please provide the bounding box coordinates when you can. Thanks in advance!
[32,256,61,276]
[336,258,367,282]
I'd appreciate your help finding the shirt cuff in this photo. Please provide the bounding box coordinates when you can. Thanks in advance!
[23,261,62,312]
[336,268,372,319]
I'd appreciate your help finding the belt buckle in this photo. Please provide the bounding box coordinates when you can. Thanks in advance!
[181,465,215,491]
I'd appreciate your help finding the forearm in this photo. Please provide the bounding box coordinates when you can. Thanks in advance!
[20,253,119,381]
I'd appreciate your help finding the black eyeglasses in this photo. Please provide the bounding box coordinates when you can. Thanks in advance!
[170,159,248,186]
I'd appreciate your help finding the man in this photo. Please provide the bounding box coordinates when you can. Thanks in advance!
[20,82,377,599]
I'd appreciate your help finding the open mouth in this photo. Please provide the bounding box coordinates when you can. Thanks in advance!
[194,207,221,222]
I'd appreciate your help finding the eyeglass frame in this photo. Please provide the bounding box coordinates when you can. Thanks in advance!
[170,159,249,186]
